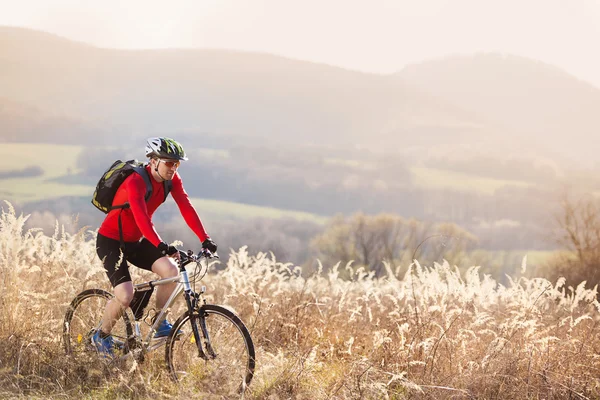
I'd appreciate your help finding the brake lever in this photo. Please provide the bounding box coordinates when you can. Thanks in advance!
[199,248,219,259]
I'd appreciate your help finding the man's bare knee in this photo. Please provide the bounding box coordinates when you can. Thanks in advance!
[152,256,178,278]
[114,282,134,309]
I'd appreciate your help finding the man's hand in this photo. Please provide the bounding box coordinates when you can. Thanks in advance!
[202,238,218,253]
[158,242,179,259]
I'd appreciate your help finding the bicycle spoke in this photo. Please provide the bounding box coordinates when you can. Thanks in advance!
[166,305,255,396]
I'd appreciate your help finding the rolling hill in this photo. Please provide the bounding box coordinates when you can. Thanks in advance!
[0,26,494,153]
[397,53,600,164]
[2,28,597,165]
[0,97,107,144]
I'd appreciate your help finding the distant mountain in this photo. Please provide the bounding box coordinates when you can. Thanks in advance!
[397,53,600,163]
[0,26,493,153]
[0,97,106,144]
[2,27,597,165]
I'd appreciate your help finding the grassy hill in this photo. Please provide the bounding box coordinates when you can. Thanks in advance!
[0,143,329,226]
[0,142,535,204]
[3,28,597,167]
[398,53,600,164]
[0,97,108,144]
[0,26,495,152]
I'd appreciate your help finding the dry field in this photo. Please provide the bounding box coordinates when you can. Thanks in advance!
[1,202,600,399]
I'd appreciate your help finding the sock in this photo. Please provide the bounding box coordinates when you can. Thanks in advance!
[98,330,111,339]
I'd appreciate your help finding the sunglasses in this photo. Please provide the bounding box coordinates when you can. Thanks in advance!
[159,159,181,168]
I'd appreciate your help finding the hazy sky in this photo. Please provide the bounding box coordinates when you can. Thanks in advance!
[2,0,600,86]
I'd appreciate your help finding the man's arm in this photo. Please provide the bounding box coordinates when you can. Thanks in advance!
[169,173,210,243]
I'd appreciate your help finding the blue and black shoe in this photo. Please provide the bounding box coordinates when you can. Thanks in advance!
[154,319,183,338]
[91,330,114,358]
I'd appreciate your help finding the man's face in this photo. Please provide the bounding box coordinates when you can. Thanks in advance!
[156,158,180,180]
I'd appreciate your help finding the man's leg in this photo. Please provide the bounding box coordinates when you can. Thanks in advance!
[101,281,134,333]
[151,256,179,309]
[125,239,180,336]
[96,233,134,335]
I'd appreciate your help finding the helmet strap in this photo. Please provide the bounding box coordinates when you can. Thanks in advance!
[153,159,167,182]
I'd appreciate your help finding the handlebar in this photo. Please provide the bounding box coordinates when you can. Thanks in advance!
[177,248,219,268]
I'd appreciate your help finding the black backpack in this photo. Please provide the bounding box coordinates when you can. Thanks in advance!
[91,159,172,246]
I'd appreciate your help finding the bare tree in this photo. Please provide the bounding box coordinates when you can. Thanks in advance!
[545,192,600,289]
[310,213,477,276]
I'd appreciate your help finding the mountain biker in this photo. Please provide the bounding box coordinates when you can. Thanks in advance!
[93,137,217,357]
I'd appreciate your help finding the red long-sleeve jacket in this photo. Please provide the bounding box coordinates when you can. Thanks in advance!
[98,165,208,246]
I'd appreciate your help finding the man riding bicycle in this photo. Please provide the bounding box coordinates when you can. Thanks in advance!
[93,137,217,357]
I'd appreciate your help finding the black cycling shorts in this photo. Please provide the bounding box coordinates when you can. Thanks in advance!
[96,233,165,287]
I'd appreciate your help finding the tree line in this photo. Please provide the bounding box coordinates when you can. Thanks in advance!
[66,145,562,251]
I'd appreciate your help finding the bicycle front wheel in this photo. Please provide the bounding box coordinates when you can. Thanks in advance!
[63,288,133,356]
[166,304,255,395]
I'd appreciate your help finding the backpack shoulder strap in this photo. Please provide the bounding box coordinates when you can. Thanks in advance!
[112,162,153,250]
[163,180,172,202]
[133,165,153,202]
[131,164,170,203]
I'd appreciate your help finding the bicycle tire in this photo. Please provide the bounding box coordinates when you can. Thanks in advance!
[165,304,256,395]
[63,288,133,356]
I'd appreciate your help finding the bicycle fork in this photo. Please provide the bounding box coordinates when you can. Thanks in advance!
[179,267,218,361]
[184,291,217,360]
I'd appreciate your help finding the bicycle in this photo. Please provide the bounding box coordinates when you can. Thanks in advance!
[63,248,256,396]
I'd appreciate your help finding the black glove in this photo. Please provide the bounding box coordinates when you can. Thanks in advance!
[202,238,217,253]
[158,241,178,256]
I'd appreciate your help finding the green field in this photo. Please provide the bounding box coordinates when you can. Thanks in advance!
[0,142,533,219]
[411,166,531,195]
[0,143,84,176]
[0,177,93,201]
[189,198,327,224]
[321,157,533,195]
[0,143,328,222]
[0,143,89,201]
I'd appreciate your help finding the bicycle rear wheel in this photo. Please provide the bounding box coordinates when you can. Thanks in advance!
[63,288,133,356]
[165,304,255,395]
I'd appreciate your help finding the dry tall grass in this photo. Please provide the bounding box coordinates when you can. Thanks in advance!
[1,202,600,399]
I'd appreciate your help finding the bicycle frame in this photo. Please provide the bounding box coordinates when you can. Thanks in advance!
[122,253,210,359]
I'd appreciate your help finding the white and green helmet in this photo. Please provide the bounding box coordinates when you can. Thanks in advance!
[145,137,188,160]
